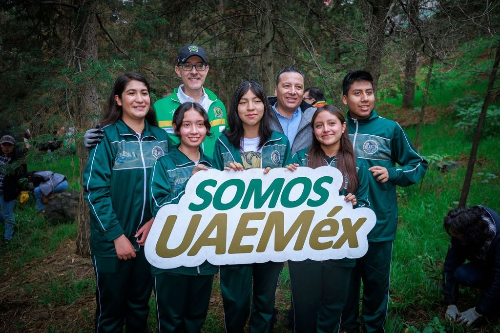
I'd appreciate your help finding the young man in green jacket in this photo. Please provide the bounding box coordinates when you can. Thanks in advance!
[154,44,226,157]
[340,71,428,333]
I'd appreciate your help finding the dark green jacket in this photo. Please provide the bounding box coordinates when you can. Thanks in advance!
[213,131,292,170]
[154,87,227,158]
[291,148,370,209]
[150,145,218,276]
[346,110,428,241]
[83,119,171,257]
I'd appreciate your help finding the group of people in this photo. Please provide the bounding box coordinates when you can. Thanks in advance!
[0,126,70,242]
[81,43,497,333]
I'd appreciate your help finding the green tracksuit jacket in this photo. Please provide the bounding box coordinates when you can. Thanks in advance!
[83,119,171,257]
[154,87,227,158]
[346,110,428,242]
[150,145,218,276]
[291,148,370,209]
[213,131,292,333]
[213,130,292,170]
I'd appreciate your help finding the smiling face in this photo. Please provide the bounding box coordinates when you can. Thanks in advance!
[274,71,304,116]
[342,80,375,119]
[237,89,265,134]
[313,110,346,152]
[115,80,150,125]
[176,108,207,150]
[175,55,209,96]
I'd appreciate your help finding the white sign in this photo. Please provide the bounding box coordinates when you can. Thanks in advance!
[145,167,376,269]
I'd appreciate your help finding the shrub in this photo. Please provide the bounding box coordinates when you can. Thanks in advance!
[453,96,500,139]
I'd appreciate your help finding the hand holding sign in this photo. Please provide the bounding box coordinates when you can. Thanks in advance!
[145,166,376,269]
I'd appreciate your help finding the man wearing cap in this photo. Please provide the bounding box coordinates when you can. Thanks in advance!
[154,44,227,157]
[0,135,27,244]
[84,44,227,158]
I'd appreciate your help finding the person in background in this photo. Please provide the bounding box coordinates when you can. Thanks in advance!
[443,205,500,327]
[303,86,327,108]
[84,44,227,158]
[0,135,27,244]
[150,102,217,333]
[340,70,428,333]
[269,66,316,155]
[30,171,68,212]
[83,72,171,332]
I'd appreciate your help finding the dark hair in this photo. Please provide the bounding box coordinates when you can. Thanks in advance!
[444,206,494,249]
[342,71,374,96]
[275,66,305,86]
[172,102,212,138]
[307,105,359,193]
[305,87,325,101]
[101,72,158,127]
[224,81,272,150]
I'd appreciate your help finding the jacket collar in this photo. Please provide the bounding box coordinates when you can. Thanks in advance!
[173,86,218,104]
[169,145,212,168]
[116,119,158,140]
[347,109,379,123]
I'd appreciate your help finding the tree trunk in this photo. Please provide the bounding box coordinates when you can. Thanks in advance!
[72,2,100,257]
[458,41,500,208]
[402,0,419,108]
[364,0,394,91]
[402,49,417,108]
[414,55,433,149]
[259,0,275,95]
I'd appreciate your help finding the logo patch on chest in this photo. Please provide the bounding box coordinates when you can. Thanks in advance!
[152,146,165,160]
[363,140,379,154]
[214,107,223,118]
[271,150,281,165]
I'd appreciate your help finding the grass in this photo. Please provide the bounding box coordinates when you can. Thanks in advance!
[2,113,498,332]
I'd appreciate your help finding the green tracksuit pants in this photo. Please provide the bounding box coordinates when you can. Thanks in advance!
[92,249,153,333]
[289,259,353,333]
[341,241,393,333]
[220,261,283,333]
[153,272,214,333]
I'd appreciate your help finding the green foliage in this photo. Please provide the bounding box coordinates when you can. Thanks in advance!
[453,96,500,139]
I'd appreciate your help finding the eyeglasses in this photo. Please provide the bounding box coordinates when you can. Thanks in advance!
[179,63,207,71]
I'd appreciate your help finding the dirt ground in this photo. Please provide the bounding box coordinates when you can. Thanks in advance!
[0,241,95,332]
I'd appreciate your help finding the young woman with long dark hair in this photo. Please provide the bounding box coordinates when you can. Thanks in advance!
[213,81,292,333]
[83,72,171,332]
[286,105,369,333]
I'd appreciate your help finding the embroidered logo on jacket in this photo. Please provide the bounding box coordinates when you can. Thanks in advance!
[363,140,379,154]
[152,146,165,160]
[214,107,223,118]
[271,150,281,165]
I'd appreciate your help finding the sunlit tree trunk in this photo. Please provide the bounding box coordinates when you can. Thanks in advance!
[459,41,500,208]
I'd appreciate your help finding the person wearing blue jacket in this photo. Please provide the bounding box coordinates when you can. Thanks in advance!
[443,206,500,327]
[83,73,171,332]
[150,102,217,332]
[213,81,292,333]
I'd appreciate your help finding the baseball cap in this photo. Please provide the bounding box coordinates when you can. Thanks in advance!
[177,44,208,65]
[0,135,15,145]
